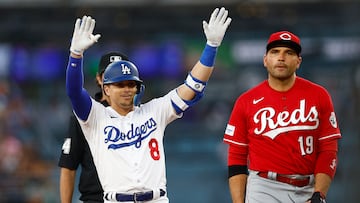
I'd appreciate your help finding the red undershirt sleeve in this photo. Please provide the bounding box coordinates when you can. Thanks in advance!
[228,143,248,166]
[314,138,339,179]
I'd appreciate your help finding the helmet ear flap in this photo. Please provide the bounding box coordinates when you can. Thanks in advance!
[136,82,142,94]
[134,84,145,106]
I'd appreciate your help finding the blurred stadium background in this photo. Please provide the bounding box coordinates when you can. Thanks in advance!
[0,0,359,202]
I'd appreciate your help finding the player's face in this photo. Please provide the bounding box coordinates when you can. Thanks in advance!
[105,80,137,112]
[263,47,302,81]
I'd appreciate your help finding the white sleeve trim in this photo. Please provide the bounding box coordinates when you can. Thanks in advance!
[223,138,248,147]
[169,89,189,111]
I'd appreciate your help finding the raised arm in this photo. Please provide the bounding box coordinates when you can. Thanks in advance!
[172,7,231,113]
[66,16,101,120]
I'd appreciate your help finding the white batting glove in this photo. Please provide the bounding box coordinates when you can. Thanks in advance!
[203,7,232,47]
[70,16,101,56]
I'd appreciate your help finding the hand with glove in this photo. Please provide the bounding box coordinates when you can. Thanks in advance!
[306,192,326,203]
[70,15,101,56]
[203,7,232,47]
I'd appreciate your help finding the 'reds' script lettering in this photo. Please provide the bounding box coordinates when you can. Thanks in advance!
[253,99,319,139]
[104,118,157,149]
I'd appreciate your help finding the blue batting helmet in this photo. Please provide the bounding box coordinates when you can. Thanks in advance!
[103,60,143,93]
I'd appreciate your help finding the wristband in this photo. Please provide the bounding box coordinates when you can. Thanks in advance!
[199,44,217,67]
[228,165,249,178]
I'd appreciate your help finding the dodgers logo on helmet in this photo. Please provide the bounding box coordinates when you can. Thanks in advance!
[103,60,143,85]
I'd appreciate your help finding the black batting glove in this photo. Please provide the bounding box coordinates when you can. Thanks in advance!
[307,191,326,203]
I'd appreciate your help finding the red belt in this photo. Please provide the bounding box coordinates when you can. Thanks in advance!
[257,172,310,187]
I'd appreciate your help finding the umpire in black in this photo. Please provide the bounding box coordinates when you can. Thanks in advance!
[58,52,129,203]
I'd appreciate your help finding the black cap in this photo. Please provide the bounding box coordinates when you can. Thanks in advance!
[98,52,129,74]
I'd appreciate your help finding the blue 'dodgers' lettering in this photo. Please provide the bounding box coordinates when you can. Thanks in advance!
[104,118,157,149]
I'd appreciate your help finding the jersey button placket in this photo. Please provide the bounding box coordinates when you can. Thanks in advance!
[282,96,287,110]
[135,169,141,184]
[131,165,141,185]
[281,95,289,135]
[133,151,141,185]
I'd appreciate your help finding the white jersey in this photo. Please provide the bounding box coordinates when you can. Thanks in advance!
[76,89,182,197]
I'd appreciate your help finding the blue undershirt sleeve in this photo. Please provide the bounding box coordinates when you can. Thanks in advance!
[66,56,92,121]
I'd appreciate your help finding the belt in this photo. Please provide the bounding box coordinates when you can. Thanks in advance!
[104,189,166,202]
[257,172,310,187]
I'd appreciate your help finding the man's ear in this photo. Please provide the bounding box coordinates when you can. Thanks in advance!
[96,73,103,86]
[103,85,110,96]
[296,56,302,69]
[263,54,268,69]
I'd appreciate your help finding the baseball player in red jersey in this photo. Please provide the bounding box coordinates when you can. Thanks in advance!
[66,7,231,203]
[223,31,341,203]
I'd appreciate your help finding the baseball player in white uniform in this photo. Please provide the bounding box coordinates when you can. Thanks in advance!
[65,7,231,203]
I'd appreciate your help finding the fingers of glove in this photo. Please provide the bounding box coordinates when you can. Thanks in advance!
[79,16,88,33]
[88,18,96,34]
[219,9,229,25]
[202,21,209,32]
[214,7,226,24]
[209,8,219,25]
[73,18,81,36]
[91,34,101,43]
[83,16,93,33]
[224,17,232,28]
[208,7,231,31]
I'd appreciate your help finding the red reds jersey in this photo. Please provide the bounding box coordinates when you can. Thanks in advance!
[223,77,341,175]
